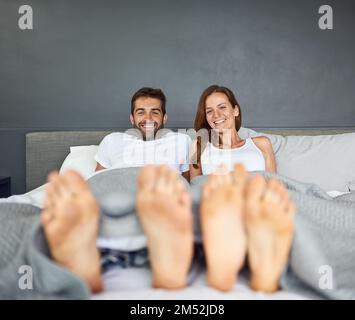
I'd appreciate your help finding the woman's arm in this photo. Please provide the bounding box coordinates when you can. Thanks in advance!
[189,139,202,180]
[252,136,276,173]
[189,163,202,180]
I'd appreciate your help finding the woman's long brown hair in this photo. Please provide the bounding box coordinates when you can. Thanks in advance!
[192,85,242,169]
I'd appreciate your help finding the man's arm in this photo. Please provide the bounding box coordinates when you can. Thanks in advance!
[95,162,106,172]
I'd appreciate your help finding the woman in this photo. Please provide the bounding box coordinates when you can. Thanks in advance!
[190,85,276,179]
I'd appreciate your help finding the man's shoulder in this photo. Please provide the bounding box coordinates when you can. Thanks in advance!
[101,132,136,144]
[163,131,192,142]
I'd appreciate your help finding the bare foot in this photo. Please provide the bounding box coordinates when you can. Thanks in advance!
[200,164,248,291]
[245,175,295,293]
[41,170,103,293]
[136,165,193,289]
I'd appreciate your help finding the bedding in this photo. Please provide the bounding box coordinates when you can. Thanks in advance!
[348,179,355,192]
[93,268,307,300]
[60,145,99,179]
[238,127,355,192]
[1,168,355,299]
[44,127,355,193]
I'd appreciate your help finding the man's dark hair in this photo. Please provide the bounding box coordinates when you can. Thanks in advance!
[131,87,167,115]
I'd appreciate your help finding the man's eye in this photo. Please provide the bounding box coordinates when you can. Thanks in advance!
[153,111,160,115]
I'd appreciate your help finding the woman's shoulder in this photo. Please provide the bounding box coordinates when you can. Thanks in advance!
[251,136,272,151]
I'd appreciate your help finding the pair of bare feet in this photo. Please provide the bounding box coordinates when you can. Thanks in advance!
[137,164,295,292]
[41,164,295,294]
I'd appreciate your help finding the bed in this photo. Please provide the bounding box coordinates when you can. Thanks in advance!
[7,128,355,299]
[25,128,355,191]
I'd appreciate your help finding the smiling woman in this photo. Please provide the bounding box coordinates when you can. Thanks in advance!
[189,85,276,179]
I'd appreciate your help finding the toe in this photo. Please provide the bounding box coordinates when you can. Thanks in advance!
[46,172,65,201]
[213,164,230,185]
[277,183,291,211]
[232,164,248,188]
[174,178,187,197]
[264,179,282,204]
[205,174,219,191]
[57,173,76,199]
[165,168,179,194]
[46,181,62,208]
[44,184,54,209]
[202,183,212,199]
[41,210,53,226]
[246,174,267,218]
[246,174,266,201]
[47,171,60,184]
[179,191,192,208]
[155,165,170,193]
[285,201,296,217]
[138,165,157,192]
[63,170,89,192]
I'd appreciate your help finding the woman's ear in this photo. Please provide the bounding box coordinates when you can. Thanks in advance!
[163,114,168,124]
[234,106,239,117]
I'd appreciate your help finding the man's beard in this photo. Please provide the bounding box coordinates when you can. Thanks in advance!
[133,121,164,141]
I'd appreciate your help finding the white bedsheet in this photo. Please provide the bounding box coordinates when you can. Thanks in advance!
[0,184,46,208]
[92,268,308,300]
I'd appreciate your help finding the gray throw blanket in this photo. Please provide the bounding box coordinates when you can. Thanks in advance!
[0,168,354,299]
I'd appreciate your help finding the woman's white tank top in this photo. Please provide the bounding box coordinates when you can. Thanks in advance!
[201,138,266,175]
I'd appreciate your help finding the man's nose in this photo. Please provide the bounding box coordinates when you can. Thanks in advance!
[145,113,153,121]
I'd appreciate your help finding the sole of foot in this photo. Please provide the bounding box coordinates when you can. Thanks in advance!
[136,165,194,289]
[200,164,248,292]
[42,170,103,293]
[245,175,295,293]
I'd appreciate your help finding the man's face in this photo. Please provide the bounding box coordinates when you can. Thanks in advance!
[130,97,167,139]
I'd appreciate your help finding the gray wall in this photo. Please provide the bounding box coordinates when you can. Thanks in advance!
[1,0,355,194]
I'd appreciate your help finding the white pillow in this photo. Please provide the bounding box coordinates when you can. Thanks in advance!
[60,145,99,179]
[347,179,355,192]
[239,127,355,192]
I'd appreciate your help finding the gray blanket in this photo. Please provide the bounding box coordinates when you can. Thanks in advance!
[0,168,354,299]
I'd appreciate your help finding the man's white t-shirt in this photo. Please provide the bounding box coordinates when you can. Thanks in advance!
[95,131,191,173]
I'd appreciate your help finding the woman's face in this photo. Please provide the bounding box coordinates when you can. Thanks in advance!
[205,92,239,131]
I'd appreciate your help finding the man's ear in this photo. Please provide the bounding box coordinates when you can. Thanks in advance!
[163,114,168,124]
[130,114,134,126]
[234,106,239,117]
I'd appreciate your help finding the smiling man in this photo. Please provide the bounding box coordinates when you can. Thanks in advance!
[95,87,191,180]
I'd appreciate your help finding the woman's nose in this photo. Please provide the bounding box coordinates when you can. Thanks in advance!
[213,110,221,119]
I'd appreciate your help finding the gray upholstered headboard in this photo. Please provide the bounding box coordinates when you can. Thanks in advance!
[26,131,111,191]
[25,128,355,192]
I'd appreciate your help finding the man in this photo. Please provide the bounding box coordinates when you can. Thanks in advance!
[95,87,191,181]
